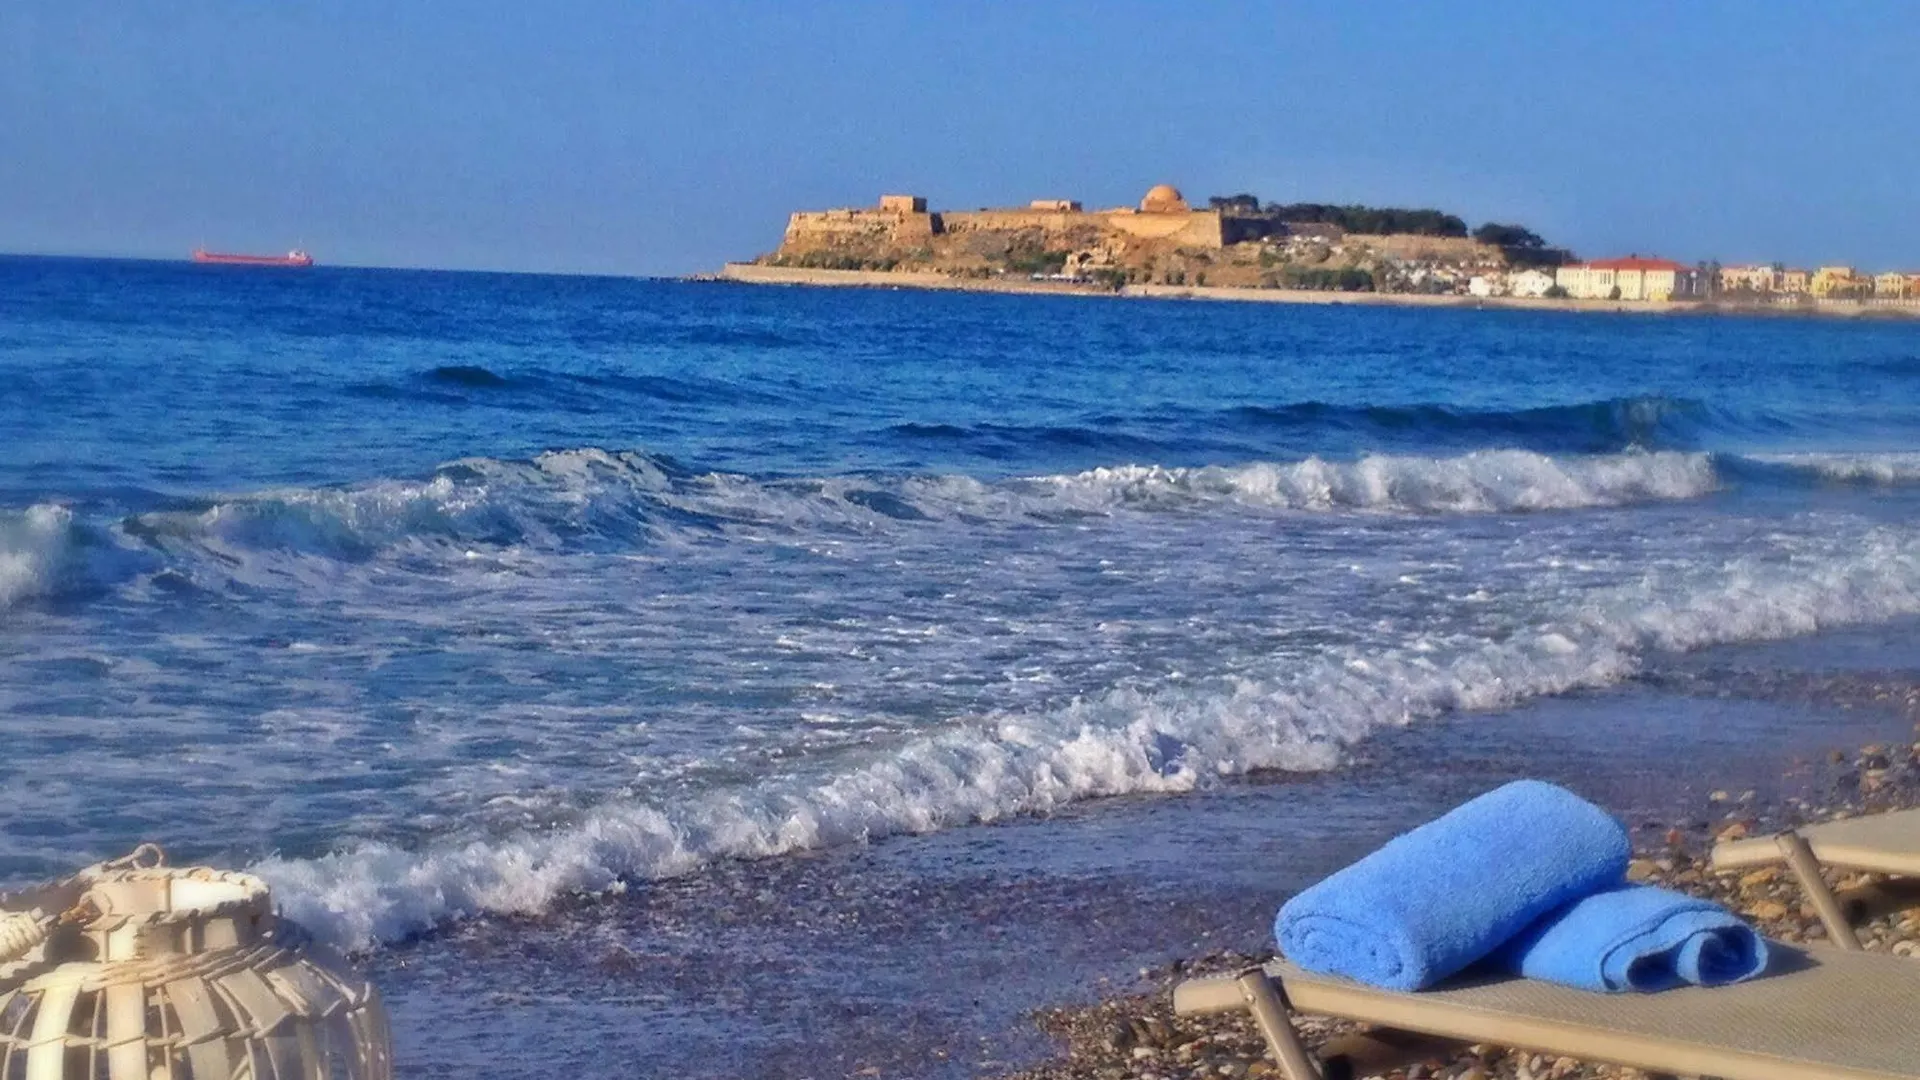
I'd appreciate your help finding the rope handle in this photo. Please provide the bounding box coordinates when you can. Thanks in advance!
[0,844,170,965]
[0,913,45,966]
[91,843,166,874]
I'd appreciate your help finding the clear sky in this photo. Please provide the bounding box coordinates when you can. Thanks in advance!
[5,1,1918,276]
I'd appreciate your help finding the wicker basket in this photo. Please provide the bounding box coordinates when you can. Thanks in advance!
[0,846,391,1079]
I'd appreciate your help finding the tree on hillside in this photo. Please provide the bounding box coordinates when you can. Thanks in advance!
[1207,194,1262,213]
[1472,222,1572,269]
[1263,203,1468,237]
[1472,223,1546,250]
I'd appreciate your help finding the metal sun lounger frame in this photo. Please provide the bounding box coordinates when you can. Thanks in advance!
[1712,808,1920,949]
[1173,944,1920,1080]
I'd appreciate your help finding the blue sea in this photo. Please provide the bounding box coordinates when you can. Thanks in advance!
[5,256,1920,1076]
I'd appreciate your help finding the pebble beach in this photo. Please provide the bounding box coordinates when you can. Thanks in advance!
[997,678,1920,1080]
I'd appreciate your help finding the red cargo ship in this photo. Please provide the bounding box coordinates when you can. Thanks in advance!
[191,248,314,267]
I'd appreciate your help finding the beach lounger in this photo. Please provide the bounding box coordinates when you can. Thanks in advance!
[1712,807,1920,948]
[1173,944,1920,1080]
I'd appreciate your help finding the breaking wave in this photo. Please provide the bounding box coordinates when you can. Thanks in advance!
[0,504,150,612]
[41,444,1920,609]
[1039,450,1716,514]
[1746,452,1920,485]
[111,447,1718,566]
[257,524,1920,949]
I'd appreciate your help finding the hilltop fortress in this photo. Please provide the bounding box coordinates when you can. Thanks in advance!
[783,185,1242,256]
[729,184,1920,317]
[759,184,1508,291]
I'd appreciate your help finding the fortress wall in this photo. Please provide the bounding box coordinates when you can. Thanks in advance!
[783,210,939,248]
[1095,210,1225,248]
[943,208,1227,248]
[893,214,938,243]
[940,210,1087,234]
[777,202,1228,259]
[1348,233,1499,263]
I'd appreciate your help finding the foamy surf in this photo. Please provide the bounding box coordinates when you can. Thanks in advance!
[101,447,1723,574]
[256,525,1920,950]
[0,504,150,612]
[1037,449,1717,514]
[1748,452,1920,485]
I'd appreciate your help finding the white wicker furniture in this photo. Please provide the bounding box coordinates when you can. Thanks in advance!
[0,846,391,1080]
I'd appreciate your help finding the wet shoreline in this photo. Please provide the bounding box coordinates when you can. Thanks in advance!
[995,661,1920,1080]
[365,629,1920,1078]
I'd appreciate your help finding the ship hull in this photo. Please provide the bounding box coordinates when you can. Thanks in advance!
[192,250,314,267]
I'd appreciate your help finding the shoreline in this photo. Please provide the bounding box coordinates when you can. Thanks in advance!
[994,707,1920,1080]
[712,262,1920,320]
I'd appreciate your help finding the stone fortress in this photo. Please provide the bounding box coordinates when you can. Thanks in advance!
[782,185,1241,254]
[737,184,1920,312]
[762,184,1506,291]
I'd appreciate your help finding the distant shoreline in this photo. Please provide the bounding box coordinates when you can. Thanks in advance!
[712,263,1920,320]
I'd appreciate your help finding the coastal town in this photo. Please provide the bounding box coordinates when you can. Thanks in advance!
[725,184,1920,312]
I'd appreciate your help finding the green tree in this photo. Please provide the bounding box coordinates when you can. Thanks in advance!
[1472,223,1546,249]
[1207,194,1262,213]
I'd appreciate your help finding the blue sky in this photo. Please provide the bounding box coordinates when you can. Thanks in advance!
[4,2,1918,275]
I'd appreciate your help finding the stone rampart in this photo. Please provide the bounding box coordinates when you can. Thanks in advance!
[1095,209,1225,247]
[770,190,1231,268]
[941,209,1086,234]
[783,209,939,248]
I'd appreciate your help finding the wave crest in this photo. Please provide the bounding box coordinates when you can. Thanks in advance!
[0,504,148,611]
[96,448,1725,588]
[1042,450,1717,513]
[1748,452,1920,485]
[256,524,1920,950]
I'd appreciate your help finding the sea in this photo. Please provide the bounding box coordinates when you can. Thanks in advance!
[4,255,1920,1077]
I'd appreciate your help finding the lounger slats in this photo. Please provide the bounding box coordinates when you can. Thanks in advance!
[1175,946,1920,1080]
[1714,809,1920,875]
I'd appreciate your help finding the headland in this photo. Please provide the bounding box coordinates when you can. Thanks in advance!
[718,185,1920,318]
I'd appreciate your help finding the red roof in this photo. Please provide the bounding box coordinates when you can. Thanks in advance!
[1582,256,1690,272]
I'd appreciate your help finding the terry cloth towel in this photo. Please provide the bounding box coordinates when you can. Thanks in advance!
[1493,883,1770,992]
[1274,779,1630,991]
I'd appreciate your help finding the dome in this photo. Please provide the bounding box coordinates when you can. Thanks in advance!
[1140,184,1189,213]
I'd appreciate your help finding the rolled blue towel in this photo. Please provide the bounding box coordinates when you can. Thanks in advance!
[1274,780,1629,991]
[1492,883,1770,992]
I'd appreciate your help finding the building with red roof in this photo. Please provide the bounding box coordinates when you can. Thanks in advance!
[1555,255,1702,301]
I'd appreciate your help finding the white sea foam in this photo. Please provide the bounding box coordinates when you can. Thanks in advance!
[1034,450,1717,514]
[0,505,94,610]
[132,449,1723,580]
[1749,452,1920,485]
[257,525,1920,950]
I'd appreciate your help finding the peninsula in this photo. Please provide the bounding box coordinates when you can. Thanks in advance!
[719,185,1920,317]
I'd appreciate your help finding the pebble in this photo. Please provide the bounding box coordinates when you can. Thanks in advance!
[993,724,1920,1080]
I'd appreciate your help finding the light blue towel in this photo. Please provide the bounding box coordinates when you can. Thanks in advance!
[1493,883,1770,992]
[1274,780,1630,991]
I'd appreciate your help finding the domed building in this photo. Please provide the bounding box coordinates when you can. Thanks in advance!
[1140,184,1190,214]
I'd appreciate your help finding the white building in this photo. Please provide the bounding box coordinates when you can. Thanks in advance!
[1507,268,1556,298]
[1556,257,1696,301]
